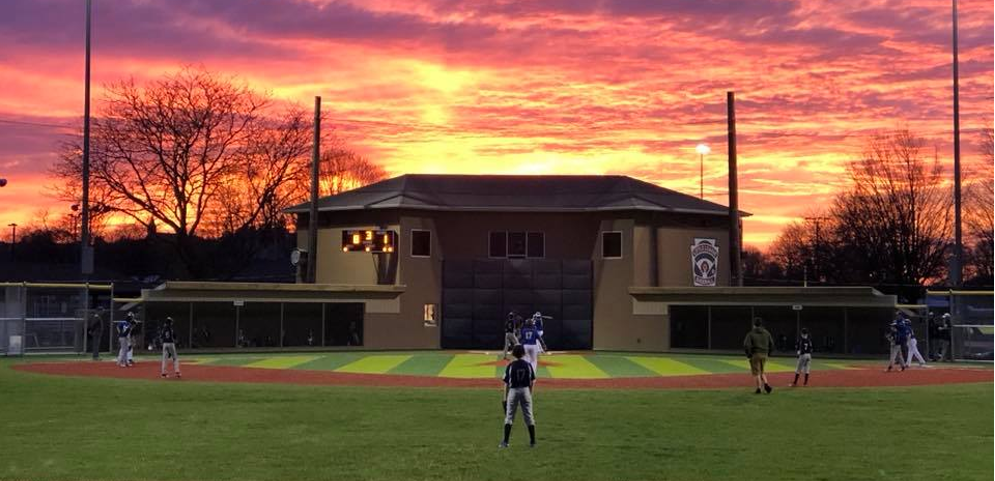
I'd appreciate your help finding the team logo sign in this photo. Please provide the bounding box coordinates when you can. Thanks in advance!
[691,238,720,286]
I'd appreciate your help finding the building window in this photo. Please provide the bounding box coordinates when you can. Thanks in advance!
[508,232,527,258]
[423,304,437,327]
[602,231,622,259]
[489,232,507,258]
[411,230,431,257]
[527,232,544,258]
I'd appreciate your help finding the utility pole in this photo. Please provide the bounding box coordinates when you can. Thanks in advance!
[306,96,321,284]
[727,92,742,287]
[951,0,963,287]
[7,223,16,262]
[804,216,830,283]
[80,0,94,277]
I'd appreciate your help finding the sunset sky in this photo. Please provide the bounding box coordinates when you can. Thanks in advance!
[0,0,992,247]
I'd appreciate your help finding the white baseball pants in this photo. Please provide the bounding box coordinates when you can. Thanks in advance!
[906,338,926,367]
[161,343,180,375]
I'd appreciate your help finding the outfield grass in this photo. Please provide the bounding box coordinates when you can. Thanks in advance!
[0,357,991,481]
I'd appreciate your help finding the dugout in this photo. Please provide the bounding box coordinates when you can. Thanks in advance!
[123,282,395,350]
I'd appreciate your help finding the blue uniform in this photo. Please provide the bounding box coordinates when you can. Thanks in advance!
[520,326,539,345]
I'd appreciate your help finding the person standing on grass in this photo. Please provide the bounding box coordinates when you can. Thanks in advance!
[116,313,136,367]
[87,307,104,361]
[520,316,541,372]
[904,317,927,368]
[790,327,813,387]
[500,344,536,448]
[160,317,181,379]
[743,317,775,394]
[885,316,906,372]
[502,312,520,360]
[937,314,952,361]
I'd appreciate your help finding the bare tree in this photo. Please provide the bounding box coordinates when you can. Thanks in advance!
[210,106,314,234]
[307,148,387,198]
[964,128,994,282]
[831,130,951,285]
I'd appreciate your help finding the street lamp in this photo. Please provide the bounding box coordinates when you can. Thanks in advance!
[695,143,711,199]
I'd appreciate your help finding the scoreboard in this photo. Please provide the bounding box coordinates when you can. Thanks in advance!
[342,229,397,253]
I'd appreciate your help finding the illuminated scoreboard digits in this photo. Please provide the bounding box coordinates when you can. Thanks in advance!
[342,229,397,253]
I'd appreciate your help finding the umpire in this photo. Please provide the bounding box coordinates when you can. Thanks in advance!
[86,307,104,361]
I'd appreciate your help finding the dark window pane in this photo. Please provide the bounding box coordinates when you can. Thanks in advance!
[325,303,364,347]
[527,232,544,258]
[671,305,709,349]
[411,230,431,257]
[489,232,506,258]
[192,302,236,348]
[602,232,622,258]
[710,306,752,350]
[238,303,281,348]
[754,306,797,353]
[283,303,323,347]
[508,232,526,258]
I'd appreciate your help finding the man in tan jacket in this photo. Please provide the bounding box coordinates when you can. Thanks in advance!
[743,317,775,394]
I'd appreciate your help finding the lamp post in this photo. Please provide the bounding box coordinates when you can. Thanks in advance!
[695,143,710,199]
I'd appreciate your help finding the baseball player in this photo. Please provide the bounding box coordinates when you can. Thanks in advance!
[115,313,136,367]
[500,344,536,448]
[885,314,906,372]
[160,317,181,378]
[520,317,541,372]
[904,318,927,368]
[532,312,549,353]
[790,328,813,387]
[502,312,521,360]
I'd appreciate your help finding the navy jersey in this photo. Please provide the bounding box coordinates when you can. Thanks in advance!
[796,337,813,355]
[534,317,544,332]
[161,325,176,344]
[503,359,535,389]
[520,326,539,345]
[116,320,132,337]
[505,318,516,334]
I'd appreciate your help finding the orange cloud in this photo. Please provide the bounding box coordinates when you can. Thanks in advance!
[0,0,991,248]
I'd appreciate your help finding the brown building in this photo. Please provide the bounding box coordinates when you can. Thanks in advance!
[136,174,895,355]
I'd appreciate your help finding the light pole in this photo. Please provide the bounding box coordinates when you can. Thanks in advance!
[80,0,94,276]
[7,223,16,262]
[695,143,710,199]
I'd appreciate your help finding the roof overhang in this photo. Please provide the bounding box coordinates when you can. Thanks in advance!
[628,286,895,307]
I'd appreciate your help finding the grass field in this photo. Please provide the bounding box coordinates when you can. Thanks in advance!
[174,351,857,378]
[1,355,991,481]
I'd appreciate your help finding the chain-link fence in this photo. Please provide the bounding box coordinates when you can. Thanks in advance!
[925,290,993,362]
[0,282,114,355]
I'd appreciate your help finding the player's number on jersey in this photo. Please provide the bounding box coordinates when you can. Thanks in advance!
[515,369,529,384]
[524,331,534,341]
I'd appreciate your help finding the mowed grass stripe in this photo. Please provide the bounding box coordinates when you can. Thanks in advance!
[628,356,710,376]
[544,355,609,379]
[586,355,658,377]
[389,353,454,376]
[202,357,263,367]
[719,358,795,373]
[676,357,755,374]
[293,353,366,371]
[335,355,411,374]
[244,356,322,370]
[439,354,497,378]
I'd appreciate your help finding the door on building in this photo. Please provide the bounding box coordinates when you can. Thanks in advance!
[441,259,593,350]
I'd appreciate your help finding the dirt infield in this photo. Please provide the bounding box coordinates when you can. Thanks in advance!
[14,360,992,390]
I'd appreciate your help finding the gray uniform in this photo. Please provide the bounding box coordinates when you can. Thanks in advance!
[160,323,180,376]
[503,359,536,426]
